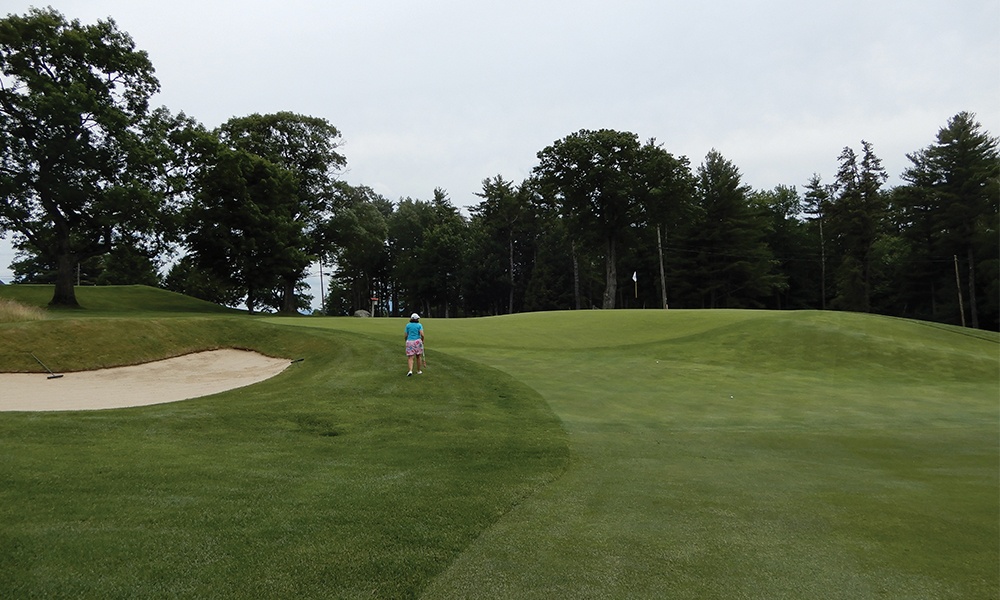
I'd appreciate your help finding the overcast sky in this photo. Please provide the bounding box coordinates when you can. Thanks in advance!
[2,0,998,296]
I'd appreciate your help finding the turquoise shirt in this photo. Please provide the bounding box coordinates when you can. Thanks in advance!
[405,322,423,341]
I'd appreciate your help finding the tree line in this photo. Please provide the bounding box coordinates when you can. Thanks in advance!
[2,8,997,329]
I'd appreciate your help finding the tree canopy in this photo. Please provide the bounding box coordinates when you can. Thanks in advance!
[215,112,345,313]
[534,129,648,308]
[899,112,999,328]
[2,9,997,330]
[0,7,162,306]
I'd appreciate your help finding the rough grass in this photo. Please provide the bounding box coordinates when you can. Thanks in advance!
[0,297,48,323]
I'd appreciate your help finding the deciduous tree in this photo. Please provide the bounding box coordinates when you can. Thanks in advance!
[534,129,645,308]
[182,146,299,313]
[469,175,539,314]
[0,8,161,306]
[216,112,345,313]
[321,183,389,314]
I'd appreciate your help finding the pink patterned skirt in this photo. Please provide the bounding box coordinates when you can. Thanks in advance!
[405,339,424,356]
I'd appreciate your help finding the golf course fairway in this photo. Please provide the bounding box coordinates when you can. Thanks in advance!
[280,309,999,599]
[1,286,996,599]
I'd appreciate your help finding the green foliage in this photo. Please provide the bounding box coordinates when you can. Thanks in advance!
[321,184,390,314]
[679,150,785,308]
[826,141,889,312]
[899,112,1000,329]
[0,7,162,307]
[163,255,244,307]
[534,129,647,308]
[521,208,580,311]
[1,5,996,331]
[466,176,532,314]
[183,147,301,313]
[752,185,816,308]
[215,112,346,313]
[387,192,468,317]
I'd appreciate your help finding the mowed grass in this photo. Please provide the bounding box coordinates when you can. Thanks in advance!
[2,285,997,598]
[0,287,568,599]
[280,309,1000,599]
[0,284,239,316]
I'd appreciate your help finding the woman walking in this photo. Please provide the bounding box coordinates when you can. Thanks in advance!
[404,313,424,376]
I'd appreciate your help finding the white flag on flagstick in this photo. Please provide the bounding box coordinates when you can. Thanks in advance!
[632,271,637,282]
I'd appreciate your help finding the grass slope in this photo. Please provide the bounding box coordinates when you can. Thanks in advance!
[282,310,999,599]
[0,284,239,315]
[0,287,569,599]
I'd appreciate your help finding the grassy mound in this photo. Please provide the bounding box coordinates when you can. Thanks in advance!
[0,284,239,315]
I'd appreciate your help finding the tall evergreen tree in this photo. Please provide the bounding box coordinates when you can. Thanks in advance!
[802,174,833,309]
[521,186,587,311]
[826,141,888,312]
[387,190,466,317]
[468,175,539,314]
[685,150,783,308]
[422,189,467,317]
[387,198,436,315]
[752,185,814,309]
[900,112,999,329]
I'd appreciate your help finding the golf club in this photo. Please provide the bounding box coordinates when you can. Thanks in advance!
[29,351,63,379]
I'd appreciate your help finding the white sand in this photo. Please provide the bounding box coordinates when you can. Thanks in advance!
[0,349,291,412]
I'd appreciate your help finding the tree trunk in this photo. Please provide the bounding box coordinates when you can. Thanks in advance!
[279,277,298,315]
[508,235,515,314]
[572,240,581,310]
[657,224,668,309]
[50,252,80,308]
[954,254,966,327]
[603,236,617,309]
[967,245,979,329]
[246,281,258,314]
[819,219,826,310]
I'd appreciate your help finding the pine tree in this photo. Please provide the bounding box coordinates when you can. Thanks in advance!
[686,150,783,308]
[901,112,999,329]
[826,141,888,312]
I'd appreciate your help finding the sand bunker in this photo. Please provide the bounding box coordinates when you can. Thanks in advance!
[0,349,292,412]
